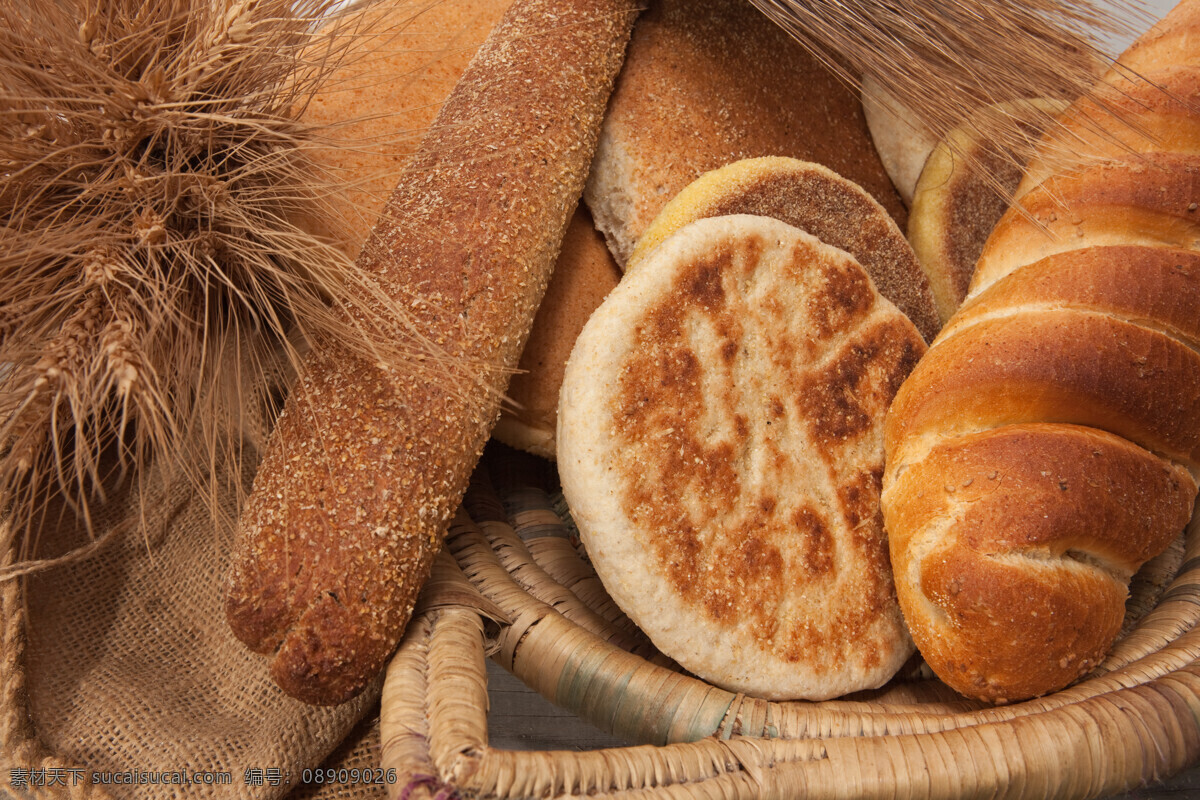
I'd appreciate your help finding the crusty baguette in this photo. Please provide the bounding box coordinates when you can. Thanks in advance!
[881,0,1200,704]
[224,0,639,705]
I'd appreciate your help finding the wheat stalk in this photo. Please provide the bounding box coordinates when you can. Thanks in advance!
[748,0,1156,189]
[0,0,468,560]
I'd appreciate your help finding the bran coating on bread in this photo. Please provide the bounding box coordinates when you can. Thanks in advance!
[225,0,639,705]
[298,0,514,257]
[628,157,939,343]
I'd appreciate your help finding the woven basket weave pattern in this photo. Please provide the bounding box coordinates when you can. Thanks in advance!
[378,444,1200,799]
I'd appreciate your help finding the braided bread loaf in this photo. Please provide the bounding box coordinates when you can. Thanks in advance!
[882,0,1200,703]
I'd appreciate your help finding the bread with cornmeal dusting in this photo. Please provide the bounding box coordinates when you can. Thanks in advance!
[558,213,925,700]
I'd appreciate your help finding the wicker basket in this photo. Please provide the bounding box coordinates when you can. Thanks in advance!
[379,442,1200,799]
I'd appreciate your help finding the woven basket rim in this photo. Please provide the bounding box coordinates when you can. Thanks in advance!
[377,444,1200,799]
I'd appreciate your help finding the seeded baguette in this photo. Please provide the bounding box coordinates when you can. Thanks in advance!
[224,0,639,705]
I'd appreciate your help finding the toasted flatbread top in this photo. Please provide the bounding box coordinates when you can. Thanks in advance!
[558,214,924,700]
[628,157,939,342]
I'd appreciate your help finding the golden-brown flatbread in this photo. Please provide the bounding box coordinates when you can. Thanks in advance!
[629,157,939,342]
[558,213,924,700]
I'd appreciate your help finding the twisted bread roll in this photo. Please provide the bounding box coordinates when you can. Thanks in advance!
[882,0,1200,703]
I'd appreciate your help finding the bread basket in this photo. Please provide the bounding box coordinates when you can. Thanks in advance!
[3,434,1196,800]
[5,0,1199,795]
[367,442,1200,798]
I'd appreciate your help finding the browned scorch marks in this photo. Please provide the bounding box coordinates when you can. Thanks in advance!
[559,214,923,698]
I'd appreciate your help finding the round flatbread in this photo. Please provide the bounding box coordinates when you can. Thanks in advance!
[558,213,924,700]
[908,99,1067,323]
[627,156,939,343]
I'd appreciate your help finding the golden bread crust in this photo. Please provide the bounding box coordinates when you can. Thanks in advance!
[882,0,1200,704]
[1019,66,1200,197]
[972,153,1200,296]
[884,424,1194,703]
[560,214,924,700]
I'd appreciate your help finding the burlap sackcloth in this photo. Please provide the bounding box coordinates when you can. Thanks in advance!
[0,425,391,800]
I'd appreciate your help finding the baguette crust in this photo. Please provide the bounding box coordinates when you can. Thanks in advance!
[882,0,1200,703]
[225,0,639,704]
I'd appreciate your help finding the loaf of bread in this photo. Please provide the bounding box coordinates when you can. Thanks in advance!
[298,0,512,259]
[224,0,639,705]
[491,204,621,459]
[882,0,1200,703]
[583,0,905,269]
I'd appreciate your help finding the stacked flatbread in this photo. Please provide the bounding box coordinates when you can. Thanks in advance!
[585,0,906,268]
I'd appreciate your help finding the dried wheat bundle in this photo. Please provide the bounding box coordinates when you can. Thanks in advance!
[749,0,1155,187]
[0,0,464,562]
